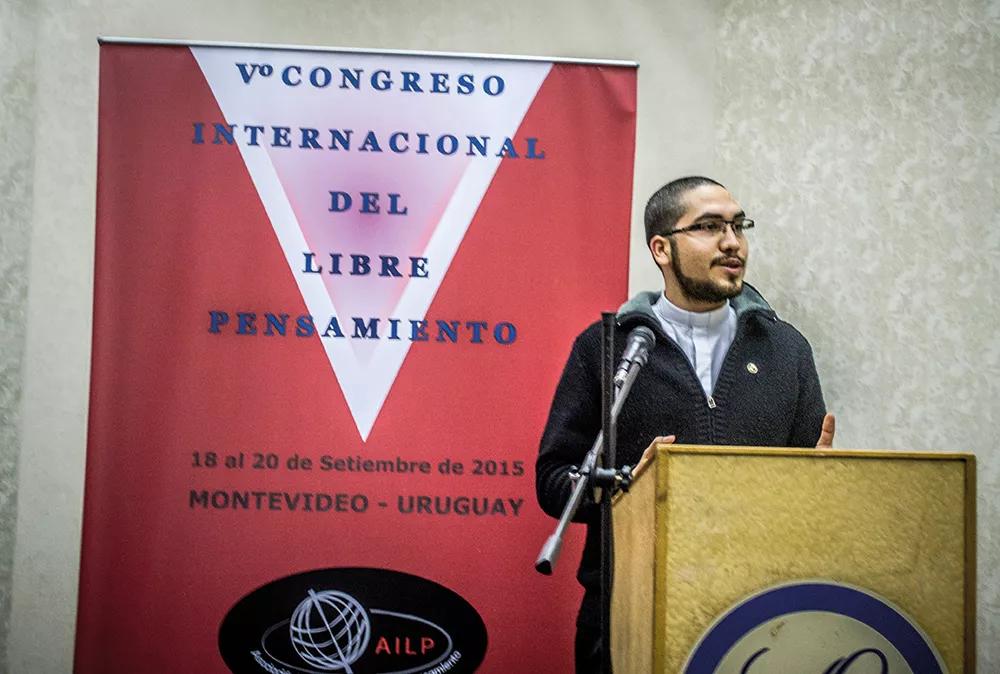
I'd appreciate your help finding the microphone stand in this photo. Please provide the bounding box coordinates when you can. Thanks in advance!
[535,313,647,674]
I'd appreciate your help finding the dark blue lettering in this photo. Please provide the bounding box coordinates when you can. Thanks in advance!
[302,252,323,273]
[322,317,344,338]
[740,647,888,674]
[466,136,489,156]
[526,137,546,159]
[329,129,352,150]
[237,312,256,335]
[387,193,408,215]
[456,74,474,95]
[299,128,321,149]
[740,648,769,674]
[309,67,332,88]
[495,322,517,344]
[272,127,292,148]
[437,135,458,155]
[264,313,289,336]
[339,68,362,89]
[235,63,256,83]
[351,255,371,276]
[352,317,379,339]
[209,311,229,333]
[430,72,449,93]
[410,320,429,341]
[389,132,409,153]
[465,321,486,343]
[483,75,505,96]
[371,70,392,91]
[436,320,460,343]
[244,125,264,145]
[360,131,382,152]
[296,316,315,337]
[212,123,236,145]
[235,62,272,84]
[359,192,379,213]
[496,138,519,158]
[281,65,302,86]
[379,256,402,277]
[834,649,888,674]
[329,192,352,213]
[410,257,429,278]
[401,71,423,92]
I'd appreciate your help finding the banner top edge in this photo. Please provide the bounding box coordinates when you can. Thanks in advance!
[96,36,640,68]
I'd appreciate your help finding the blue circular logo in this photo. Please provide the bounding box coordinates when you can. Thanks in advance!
[683,581,947,674]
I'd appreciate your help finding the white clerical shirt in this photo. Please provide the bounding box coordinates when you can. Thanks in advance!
[652,293,737,397]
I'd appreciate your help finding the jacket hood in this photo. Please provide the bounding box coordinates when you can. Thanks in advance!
[616,282,775,332]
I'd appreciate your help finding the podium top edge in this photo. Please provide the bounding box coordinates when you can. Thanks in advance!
[655,444,976,462]
[95,37,640,68]
[625,445,974,488]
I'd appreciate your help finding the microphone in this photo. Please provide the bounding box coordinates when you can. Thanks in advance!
[613,325,656,388]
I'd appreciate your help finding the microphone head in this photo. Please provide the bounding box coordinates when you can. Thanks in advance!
[618,312,660,337]
[628,325,656,369]
[613,324,657,387]
[630,325,656,347]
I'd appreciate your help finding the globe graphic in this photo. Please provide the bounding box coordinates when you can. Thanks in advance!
[289,589,371,673]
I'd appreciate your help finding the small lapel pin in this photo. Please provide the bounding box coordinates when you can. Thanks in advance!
[746,362,759,374]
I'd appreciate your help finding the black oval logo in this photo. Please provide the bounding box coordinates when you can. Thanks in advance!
[219,567,488,674]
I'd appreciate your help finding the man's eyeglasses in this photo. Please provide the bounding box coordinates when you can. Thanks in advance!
[666,218,755,238]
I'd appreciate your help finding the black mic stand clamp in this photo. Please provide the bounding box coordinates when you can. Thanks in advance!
[568,464,636,494]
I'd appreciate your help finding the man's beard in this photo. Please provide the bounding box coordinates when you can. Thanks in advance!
[670,246,744,304]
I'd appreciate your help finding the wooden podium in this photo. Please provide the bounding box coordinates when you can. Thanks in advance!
[611,445,976,673]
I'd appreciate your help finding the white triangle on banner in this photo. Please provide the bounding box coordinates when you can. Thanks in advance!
[193,47,551,440]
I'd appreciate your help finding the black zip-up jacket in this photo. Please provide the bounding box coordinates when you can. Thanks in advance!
[535,284,826,627]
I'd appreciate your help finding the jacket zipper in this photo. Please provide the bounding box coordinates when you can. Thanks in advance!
[639,310,768,442]
[642,321,722,443]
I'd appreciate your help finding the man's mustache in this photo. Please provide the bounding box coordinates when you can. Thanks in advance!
[712,256,745,267]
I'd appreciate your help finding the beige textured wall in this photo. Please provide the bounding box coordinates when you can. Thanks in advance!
[715,0,999,669]
[4,0,713,672]
[0,0,38,667]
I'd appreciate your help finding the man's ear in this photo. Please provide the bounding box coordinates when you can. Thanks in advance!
[649,235,670,267]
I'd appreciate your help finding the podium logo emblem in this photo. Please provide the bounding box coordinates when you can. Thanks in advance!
[682,581,947,674]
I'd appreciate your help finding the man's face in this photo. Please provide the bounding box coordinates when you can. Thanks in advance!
[650,184,749,311]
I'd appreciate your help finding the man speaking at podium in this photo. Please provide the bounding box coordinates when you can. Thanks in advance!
[535,176,836,673]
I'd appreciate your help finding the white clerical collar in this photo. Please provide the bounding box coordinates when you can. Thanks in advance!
[654,293,732,329]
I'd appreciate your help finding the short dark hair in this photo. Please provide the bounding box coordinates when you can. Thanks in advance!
[644,176,726,243]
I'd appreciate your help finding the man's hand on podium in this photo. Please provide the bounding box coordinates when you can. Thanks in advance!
[632,435,676,479]
[816,413,836,448]
[630,416,834,479]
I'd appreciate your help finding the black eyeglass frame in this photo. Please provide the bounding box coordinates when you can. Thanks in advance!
[665,217,755,237]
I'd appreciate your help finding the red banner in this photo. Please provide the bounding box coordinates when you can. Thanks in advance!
[79,42,636,673]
